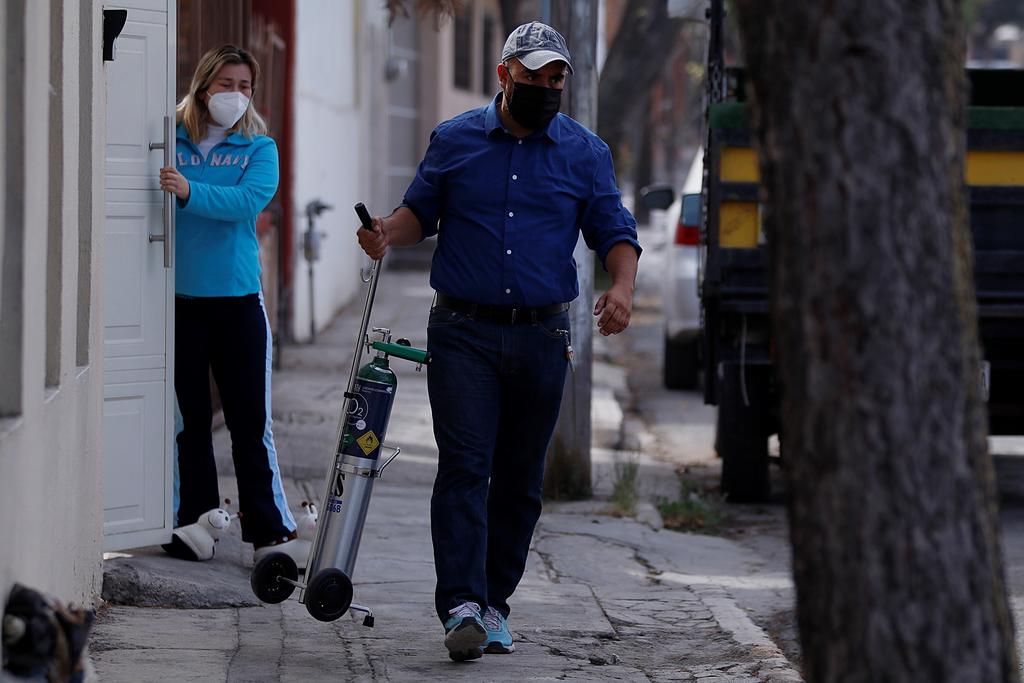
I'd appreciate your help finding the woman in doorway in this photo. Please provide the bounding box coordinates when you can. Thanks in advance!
[158,45,302,566]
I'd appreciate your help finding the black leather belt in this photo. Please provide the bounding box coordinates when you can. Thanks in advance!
[434,293,569,325]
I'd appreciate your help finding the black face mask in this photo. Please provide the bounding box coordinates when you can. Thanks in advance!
[505,80,562,130]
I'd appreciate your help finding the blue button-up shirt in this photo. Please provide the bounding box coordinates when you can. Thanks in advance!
[402,95,640,307]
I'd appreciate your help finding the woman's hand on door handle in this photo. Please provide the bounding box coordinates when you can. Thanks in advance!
[160,166,190,202]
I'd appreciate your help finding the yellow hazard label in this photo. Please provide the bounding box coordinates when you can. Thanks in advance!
[356,431,380,456]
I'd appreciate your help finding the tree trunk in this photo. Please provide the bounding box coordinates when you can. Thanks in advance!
[498,0,527,35]
[633,109,653,225]
[597,0,687,159]
[731,0,1020,680]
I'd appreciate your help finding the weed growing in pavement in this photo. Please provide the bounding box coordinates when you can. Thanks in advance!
[658,478,727,534]
[609,458,639,516]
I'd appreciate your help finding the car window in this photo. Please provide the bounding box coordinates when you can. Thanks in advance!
[681,194,700,226]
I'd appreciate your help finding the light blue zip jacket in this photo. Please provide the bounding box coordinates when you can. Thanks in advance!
[174,123,279,297]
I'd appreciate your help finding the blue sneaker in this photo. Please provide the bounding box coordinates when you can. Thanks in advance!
[443,602,486,662]
[482,606,515,654]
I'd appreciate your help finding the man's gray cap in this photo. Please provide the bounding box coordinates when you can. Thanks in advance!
[501,21,573,74]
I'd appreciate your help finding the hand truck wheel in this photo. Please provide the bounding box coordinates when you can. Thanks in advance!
[305,568,353,622]
[251,551,298,604]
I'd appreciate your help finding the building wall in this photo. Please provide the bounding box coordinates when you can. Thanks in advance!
[0,0,105,606]
[290,0,388,341]
[290,0,505,339]
[417,0,503,153]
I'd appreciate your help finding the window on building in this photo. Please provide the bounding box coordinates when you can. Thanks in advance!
[1,0,24,417]
[76,0,93,367]
[0,0,6,328]
[46,0,64,388]
[453,6,473,91]
[481,15,494,96]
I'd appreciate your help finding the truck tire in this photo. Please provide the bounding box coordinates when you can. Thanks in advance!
[716,361,770,502]
[664,333,700,390]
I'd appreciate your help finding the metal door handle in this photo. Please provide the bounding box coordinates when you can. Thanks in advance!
[148,115,174,268]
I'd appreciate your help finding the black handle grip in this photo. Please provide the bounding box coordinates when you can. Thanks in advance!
[354,203,373,232]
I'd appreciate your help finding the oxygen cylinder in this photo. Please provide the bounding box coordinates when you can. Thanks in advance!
[341,354,398,462]
[301,350,399,616]
[251,201,433,625]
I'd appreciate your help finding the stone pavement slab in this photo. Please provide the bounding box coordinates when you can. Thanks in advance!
[102,549,258,609]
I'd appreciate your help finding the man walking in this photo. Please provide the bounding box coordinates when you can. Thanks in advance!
[357,21,641,662]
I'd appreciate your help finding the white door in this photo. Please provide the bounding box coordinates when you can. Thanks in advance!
[102,0,176,550]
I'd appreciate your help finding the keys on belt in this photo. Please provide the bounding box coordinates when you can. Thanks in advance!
[554,328,575,373]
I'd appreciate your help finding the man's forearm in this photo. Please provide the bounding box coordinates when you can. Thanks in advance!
[382,207,424,247]
[605,242,638,292]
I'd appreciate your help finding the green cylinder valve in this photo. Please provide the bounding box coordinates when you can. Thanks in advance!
[370,339,431,365]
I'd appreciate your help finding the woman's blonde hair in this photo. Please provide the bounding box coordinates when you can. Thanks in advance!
[176,45,268,142]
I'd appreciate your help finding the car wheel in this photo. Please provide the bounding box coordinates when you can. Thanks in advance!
[716,361,770,503]
[663,333,700,390]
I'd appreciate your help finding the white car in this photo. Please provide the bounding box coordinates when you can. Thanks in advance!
[641,150,703,389]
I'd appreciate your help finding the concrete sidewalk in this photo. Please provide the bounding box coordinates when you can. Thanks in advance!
[91,268,801,682]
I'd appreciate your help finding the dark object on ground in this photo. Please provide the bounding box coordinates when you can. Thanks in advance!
[2,583,94,683]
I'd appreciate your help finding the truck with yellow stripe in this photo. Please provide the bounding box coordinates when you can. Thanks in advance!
[702,1,1024,502]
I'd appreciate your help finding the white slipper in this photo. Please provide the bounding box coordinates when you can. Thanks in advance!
[161,507,234,562]
[253,538,312,570]
[162,522,216,561]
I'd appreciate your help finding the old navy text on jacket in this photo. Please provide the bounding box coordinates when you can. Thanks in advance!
[174,122,279,297]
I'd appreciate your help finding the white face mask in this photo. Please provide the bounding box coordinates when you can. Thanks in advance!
[207,91,250,128]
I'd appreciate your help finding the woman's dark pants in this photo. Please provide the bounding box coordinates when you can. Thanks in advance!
[174,294,295,544]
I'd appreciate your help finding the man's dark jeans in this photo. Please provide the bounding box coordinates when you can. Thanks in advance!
[427,304,570,623]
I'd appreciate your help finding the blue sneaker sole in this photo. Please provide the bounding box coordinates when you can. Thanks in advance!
[445,621,486,662]
[483,641,515,654]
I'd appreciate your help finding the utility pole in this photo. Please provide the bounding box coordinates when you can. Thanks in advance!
[543,0,599,499]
